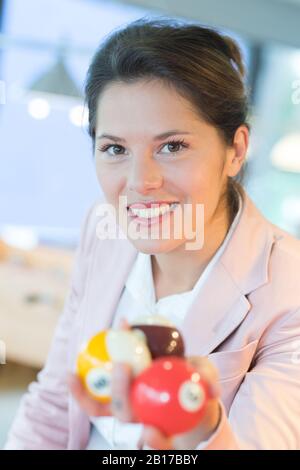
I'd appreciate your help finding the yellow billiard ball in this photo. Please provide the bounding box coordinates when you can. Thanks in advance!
[76,329,152,403]
[76,330,112,403]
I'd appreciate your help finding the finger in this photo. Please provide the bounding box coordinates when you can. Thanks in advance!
[117,317,130,330]
[110,363,136,423]
[68,373,112,417]
[138,426,174,450]
[187,356,221,398]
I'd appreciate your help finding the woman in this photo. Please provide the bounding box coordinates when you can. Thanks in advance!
[4,17,300,450]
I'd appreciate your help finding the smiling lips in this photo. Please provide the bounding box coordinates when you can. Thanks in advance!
[127,201,180,221]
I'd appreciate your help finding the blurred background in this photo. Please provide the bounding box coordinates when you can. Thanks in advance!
[0,0,299,447]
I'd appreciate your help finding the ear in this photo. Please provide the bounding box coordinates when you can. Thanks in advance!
[226,125,249,177]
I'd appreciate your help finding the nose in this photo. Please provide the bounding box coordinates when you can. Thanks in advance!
[127,157,163,194]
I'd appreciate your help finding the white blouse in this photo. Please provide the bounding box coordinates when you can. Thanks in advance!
[86,192,243,450]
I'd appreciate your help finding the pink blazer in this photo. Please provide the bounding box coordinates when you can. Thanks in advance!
[4,191,300,450]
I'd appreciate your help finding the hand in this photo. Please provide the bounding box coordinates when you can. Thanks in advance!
[68,318,132,419]
[69,319,221,450]
[67,373,112,417]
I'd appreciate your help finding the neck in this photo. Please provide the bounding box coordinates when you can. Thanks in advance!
[152,196,237,298]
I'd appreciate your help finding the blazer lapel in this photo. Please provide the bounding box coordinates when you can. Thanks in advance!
[181,192,276,356]
[181,262,251,356]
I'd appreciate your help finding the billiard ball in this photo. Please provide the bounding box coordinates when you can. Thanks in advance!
[130,314,185,359]
[76,330,112,403]
[131,324,185,359]
[130,357,209,436]
[77,329,151,403]
[105,329,152,375]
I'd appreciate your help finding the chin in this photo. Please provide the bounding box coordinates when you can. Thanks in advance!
[129,238,184,255]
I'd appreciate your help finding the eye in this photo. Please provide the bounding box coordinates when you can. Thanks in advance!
[178,380,205,412]
[97,138,189,160]
[97,143,126,159]
[159,138,188,155]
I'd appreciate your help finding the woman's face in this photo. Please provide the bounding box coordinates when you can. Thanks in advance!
[94,79,246,254]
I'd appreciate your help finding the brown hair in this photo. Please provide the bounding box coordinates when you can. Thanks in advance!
[84,16,250,222]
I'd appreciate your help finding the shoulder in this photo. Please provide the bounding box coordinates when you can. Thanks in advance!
[78,199,103,254]
[268,223,300,288]
[250,219,300,322]
[69,199,106,293]
[76,198,136,274]
[76,198,117,258]
[241,191,300,288]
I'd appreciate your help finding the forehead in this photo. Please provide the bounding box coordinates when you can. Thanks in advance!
[95,79,203,133]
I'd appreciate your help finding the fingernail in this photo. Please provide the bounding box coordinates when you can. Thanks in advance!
[112,397,123,411]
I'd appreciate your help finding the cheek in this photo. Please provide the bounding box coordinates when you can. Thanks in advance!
[175,159,223,226]
[95,162,125,204]
[174,163,214,202]
[190,155,224,193]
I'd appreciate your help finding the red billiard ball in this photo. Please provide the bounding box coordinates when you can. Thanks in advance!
[130,357,209,436]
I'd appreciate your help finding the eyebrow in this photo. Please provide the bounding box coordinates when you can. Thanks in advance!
[96,130,192,142]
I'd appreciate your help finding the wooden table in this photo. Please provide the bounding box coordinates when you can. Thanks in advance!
[0,242,74,369]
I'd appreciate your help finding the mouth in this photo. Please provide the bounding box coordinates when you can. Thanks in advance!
[127,202,180,221]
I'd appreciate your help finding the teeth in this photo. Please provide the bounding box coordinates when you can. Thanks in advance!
[130,202,179,219]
